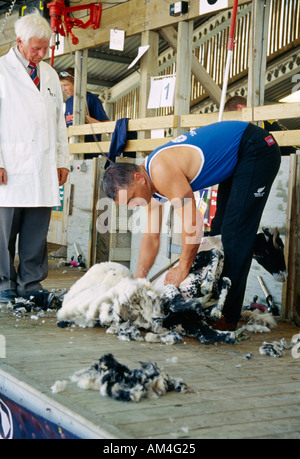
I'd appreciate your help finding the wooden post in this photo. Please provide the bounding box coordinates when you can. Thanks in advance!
[174,20,193,136]
[72,49,88,157]
[295,155,300,325]
[281,154,299,321]
[139,30,159,130]
[248,0,270,115]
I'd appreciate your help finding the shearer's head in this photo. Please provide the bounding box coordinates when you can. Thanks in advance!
[103,163,154,209]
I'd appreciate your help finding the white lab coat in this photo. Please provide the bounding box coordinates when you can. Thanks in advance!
[0,48,70,207]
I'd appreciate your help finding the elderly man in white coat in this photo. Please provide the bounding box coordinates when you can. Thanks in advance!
[0,10,70,302]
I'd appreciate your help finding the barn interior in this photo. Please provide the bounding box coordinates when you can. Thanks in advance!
[0,0,299,440]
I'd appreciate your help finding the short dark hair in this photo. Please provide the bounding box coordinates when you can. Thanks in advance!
[224,96,247,112]
[102,163,139,200]
[59,68,74,83]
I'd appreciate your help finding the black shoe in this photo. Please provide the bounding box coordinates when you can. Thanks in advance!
[0,289,17,303]
[23,289,63,310]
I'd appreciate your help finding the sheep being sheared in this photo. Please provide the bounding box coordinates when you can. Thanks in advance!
[57,261,164,332]
[153,235,231,320]
[57,237,242,345]
[57,228,286,345]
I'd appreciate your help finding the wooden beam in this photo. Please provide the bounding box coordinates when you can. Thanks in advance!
[68,138,171,155]
[159,26,222,106]
[67,115,178,136]
[272,130,300,147]
[52,0,251,56]
[181,103,300,127]
[71,49,88,156]
[139,30,159,120]
[248,0,270,108]
[174,21,193,135]
[73,50,88,127]
[281,154,298,319]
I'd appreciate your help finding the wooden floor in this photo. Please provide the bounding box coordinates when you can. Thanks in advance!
[0,245,300,439]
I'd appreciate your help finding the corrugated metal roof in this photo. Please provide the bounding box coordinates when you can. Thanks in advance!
[51,36,140,92]
[51,32,170,92]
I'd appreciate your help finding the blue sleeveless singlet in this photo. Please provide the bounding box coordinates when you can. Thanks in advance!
[145,121,249,202]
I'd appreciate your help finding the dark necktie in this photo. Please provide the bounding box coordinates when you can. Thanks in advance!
[28,62,40,90]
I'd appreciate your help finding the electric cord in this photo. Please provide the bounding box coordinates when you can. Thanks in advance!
[0,0,17,37]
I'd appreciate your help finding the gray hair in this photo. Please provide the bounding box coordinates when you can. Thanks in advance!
[15,9,52,44]
[103,163,139,201]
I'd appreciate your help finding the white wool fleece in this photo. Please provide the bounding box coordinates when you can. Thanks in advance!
[57,262,164,330]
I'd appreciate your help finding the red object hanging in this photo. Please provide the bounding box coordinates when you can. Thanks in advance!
[47,0,102,46]
[227,0,239,51]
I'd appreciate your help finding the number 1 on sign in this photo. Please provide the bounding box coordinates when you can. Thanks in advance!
[160,76,176,107]
[164,82,170,100]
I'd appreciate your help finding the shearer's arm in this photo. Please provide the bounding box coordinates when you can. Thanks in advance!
[150,162,202,286]
[135,197,164,279]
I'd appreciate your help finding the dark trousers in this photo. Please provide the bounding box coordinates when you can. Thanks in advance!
[0,207,52,297]
[210,123,281,323]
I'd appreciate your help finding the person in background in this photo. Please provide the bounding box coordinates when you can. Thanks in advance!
[0,10,69,303]
[224,95,297,156]
[50,69,110,259]
[59,68,109,155]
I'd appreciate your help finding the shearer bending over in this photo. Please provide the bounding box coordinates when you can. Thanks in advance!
[103,121,280,331]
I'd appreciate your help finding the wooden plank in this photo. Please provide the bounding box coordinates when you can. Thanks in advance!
[174,21,194,136]
[180,103,300,128]
[68,137,172,155]
[282,154,298,318]
[242,102,300,122]
[67,115,178,137]
[247,0,270,107]
[295,155,300,325]
[272,130,300,147]
[139,31,159,121]
[181,111,243,127]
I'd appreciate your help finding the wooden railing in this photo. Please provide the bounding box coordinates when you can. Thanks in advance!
[180,102,300,147]
[68,115,178,155]
[68,103,300,153]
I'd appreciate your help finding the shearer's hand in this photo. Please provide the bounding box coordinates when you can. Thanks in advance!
[164,265,189,287]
